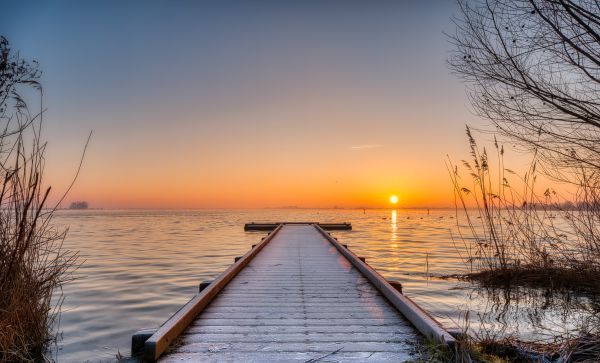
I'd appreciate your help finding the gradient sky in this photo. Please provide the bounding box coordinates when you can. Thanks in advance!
[1,1,513,209]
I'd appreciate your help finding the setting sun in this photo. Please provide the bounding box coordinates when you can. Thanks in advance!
[389,195,399,204]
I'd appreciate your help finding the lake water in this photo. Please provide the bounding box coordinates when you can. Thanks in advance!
[51,209,599,362]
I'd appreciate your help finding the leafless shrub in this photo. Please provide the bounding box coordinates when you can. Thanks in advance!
[448,0,600,177]
[447,1,600,359]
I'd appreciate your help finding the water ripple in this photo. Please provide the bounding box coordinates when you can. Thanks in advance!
[51,209,597,362]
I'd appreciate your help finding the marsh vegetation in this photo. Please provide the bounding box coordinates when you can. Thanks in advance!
[447,0,600,361]
[0,36,78,362]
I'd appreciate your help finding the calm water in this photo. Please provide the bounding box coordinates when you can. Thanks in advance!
[51,209,598,362]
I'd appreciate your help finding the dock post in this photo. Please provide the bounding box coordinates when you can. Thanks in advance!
[198,280,212,293]
[388,280,403,294]
[131,328,156,358]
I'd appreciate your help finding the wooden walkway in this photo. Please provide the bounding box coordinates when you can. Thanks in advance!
[135,223,455,362]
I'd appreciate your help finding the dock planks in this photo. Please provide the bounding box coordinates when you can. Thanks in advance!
[158,224,422,362]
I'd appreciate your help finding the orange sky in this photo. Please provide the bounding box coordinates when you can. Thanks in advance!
[5,1,544,209]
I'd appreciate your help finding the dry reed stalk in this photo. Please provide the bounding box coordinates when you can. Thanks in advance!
[0,36,79,362]
[445,128,600,362]
[447,127,600,294]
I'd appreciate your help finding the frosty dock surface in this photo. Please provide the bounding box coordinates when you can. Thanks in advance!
[136,223,454,362]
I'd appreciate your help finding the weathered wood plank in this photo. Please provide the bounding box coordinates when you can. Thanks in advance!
[201,305,398,314]
[215,286,380,292]
[169,341,416,353]
[207,302,390,308]
[214,292,382,297]
[198,310,402,318]
[190,318,405,326]
[153,224,428,362]
[314,224,456,347]
[160,351,418,363]
[177,332,415,343]
[185,325,415,334]
[143,226,284,361]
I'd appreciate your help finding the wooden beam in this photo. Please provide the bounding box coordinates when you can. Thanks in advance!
[142,225,284,361]
[314,224,456,348]
[244,222,351,231]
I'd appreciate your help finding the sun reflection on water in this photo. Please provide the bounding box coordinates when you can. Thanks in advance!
[391,209,398,247]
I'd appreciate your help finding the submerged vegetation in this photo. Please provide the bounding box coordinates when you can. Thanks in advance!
[0,36,78,361]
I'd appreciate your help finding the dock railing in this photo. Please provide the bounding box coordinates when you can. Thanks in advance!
[314,224,456,348]
[139,225,283,361]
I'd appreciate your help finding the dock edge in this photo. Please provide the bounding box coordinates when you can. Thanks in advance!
[314,224,456,348]
[138,224,284,362]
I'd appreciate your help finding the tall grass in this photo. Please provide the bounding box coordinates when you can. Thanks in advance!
[447,127,600,293]
[0,36,78,361]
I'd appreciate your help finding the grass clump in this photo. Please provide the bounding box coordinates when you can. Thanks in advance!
[426,311,600,362]
[461,333,600,362]
[0,36,78,362]
[408,338,508,363]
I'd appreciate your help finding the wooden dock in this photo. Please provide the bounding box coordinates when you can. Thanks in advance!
[133,223,455,362]
[244,222,352,231]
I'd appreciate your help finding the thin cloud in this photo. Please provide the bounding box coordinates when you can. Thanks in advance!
[349,144,383,150]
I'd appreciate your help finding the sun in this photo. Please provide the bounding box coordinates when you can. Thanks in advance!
[389,195,399,204]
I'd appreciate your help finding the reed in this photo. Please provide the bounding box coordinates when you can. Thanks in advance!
[0,36,78,361]
[447,127,600,294]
